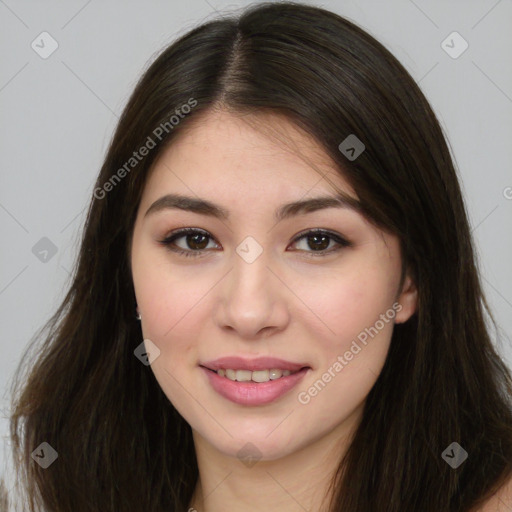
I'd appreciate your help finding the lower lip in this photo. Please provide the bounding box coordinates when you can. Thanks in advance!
[201,366,310,406]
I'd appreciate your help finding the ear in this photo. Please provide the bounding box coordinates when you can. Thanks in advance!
[394,273,418,324]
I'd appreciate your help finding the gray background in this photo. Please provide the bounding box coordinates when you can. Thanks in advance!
[1,0,511,501]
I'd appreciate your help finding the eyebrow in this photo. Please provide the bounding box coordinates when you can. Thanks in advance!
[144,193,362,222]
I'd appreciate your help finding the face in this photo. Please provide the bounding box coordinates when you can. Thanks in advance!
[130,109,417,461]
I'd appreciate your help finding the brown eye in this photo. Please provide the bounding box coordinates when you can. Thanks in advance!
[159,228,352,259]
[304,233,330,251]
[159,228,219,258]
[183,232,209,250]
[289,229,352,257]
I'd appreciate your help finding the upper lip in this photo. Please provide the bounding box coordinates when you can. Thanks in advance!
[200,356,310,372]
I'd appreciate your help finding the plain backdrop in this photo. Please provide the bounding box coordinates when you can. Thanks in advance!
[1,0,511,498]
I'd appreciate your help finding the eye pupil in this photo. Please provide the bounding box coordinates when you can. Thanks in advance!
[188,233,209,250]
[308,234,329,251]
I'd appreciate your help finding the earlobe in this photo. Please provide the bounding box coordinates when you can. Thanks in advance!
[394,274,418,324]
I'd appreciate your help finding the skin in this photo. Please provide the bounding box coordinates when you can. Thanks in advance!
[130,109,418,512]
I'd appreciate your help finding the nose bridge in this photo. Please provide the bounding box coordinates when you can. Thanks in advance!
[214,238,289,337]
[230,233,272,297]
[233,242,271,296]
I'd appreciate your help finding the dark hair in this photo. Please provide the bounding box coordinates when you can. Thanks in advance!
[7,2,512,511]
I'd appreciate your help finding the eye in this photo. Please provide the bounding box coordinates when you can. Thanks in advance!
[159,228,219,258]
[158,228,352,258]
[289,229,352,258]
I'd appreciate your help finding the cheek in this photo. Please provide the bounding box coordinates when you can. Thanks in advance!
[132,244,207,339]
[133,258,227,404]
[292,264,398,416]
[133,259,209,405]
[294,264,398,348]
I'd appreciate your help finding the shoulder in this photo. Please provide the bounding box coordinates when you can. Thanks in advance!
[477,473,512,511]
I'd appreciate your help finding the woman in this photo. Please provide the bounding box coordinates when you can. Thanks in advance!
[6,2,512,511]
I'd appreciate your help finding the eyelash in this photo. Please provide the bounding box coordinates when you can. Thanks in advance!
[158,228,352,259]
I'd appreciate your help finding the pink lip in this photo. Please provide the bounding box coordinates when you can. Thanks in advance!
[201,366,311,406]
[200,356,309,372]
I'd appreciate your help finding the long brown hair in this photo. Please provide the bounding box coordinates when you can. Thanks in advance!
[7,2,512,510]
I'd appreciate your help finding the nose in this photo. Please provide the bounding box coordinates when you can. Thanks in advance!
[213,249,290,339]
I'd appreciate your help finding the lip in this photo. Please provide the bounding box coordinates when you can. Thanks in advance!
[201,366,310,406]
[200,356,309,372]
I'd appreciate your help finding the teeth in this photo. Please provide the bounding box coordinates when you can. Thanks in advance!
[216,368,296,382]
[236,370,252,382]
[253,370,270,382]
[269,369,281,380]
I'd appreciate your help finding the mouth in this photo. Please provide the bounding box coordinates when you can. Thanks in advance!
[200,356,311,380]
[201,366,309,383]
[199,356,312,405]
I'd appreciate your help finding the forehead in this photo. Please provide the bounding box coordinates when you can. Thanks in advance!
[143,109,356,200]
